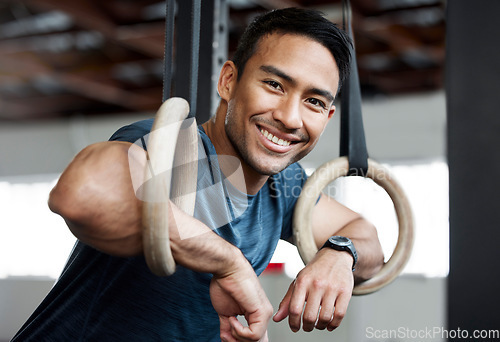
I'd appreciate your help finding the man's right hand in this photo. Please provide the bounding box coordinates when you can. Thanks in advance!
[210,260,272,342]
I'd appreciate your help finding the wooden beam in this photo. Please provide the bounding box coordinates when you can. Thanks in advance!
[54,72,160,110]
[23,0,164,57]
[0,54,160,113]
[115,22,165,58]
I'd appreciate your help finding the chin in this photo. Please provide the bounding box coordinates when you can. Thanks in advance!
[249,157,294,176]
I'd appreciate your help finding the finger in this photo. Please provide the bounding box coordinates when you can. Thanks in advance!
[301,288,323,332]
[287,280,307,333]
[327,292,351,331]
[221,332,238,342]
[315,291,336,330]
[220,316,238,342]
[273,282,294,322]
[229,315,267,341]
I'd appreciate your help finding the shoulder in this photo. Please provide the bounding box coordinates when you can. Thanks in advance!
[109,118,155,143]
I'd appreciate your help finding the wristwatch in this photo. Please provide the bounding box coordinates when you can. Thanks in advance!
[321,236,358,271]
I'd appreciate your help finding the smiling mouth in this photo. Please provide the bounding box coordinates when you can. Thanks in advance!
[260,128,291,146]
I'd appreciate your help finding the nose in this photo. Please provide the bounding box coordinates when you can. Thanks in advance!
[272,97,303,130]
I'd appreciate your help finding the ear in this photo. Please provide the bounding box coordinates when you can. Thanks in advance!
[217,61,238,102]
[327,105,336,121]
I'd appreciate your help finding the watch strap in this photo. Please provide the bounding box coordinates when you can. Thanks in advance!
[321,236,358,271]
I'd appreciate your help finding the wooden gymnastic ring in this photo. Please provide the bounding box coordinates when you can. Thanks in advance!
[142,97,198,276]
[292,157,414,295]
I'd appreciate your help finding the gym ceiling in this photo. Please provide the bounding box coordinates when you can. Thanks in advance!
[0,0,445,121]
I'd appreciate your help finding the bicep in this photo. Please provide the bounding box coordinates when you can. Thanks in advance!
[50,141,145,208]
[49,141,147,255]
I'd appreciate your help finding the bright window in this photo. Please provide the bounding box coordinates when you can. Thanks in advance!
[0,160,448,279]
[0,175,76,279]
[272,160,449,279]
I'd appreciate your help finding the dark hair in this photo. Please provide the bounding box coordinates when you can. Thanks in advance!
[232,8,352,92]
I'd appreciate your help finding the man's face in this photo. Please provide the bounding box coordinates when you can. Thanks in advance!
[223,33,339,175]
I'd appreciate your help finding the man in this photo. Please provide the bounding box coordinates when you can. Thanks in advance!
[13,8,383,342]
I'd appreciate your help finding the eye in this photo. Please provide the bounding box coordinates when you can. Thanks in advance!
[306,97,327,109]
[263,80,283,91]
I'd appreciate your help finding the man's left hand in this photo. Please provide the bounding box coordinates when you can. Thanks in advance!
[272,248,354,332]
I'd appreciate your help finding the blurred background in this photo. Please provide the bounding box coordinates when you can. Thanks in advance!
[0,0,448,341]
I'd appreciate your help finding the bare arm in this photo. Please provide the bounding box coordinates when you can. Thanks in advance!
[48,141,144,256]
[310,194,384,282]
[49,141,272,341]
[274,194,384,332]
[48,141,248,269]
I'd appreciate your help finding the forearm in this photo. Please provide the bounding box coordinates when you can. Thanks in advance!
[169,199,272,341]
[49,141,249,276]
[168,201,249,276]
[309,195,384,283]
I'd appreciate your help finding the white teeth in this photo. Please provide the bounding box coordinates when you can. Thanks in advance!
[260,129,291,146]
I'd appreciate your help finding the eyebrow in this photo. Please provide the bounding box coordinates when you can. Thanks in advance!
[259,65,335,104]
[260,65,295,84]
[310,87,335,104]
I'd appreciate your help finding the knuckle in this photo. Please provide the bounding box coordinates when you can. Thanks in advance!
[312,278,327,290]
[302,313,317,325]
[319,312,332,323]
[294,276,307,288]
[334,309,346,320]
[288,304,302,316]
[337,286,350,295]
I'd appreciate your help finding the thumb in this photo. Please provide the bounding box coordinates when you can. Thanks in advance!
[273,282,294,322]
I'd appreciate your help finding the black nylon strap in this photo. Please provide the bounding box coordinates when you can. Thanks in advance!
[186,0,201,118]
[162,0,202,119]
[162,0,175,103]
[340,0,369,176]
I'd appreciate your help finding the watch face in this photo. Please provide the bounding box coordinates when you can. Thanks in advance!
[329,236,351,247]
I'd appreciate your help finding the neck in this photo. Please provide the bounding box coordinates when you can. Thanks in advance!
[202,102,269,195]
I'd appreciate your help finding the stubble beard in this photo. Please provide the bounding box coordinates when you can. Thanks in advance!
[224,105,297,176]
